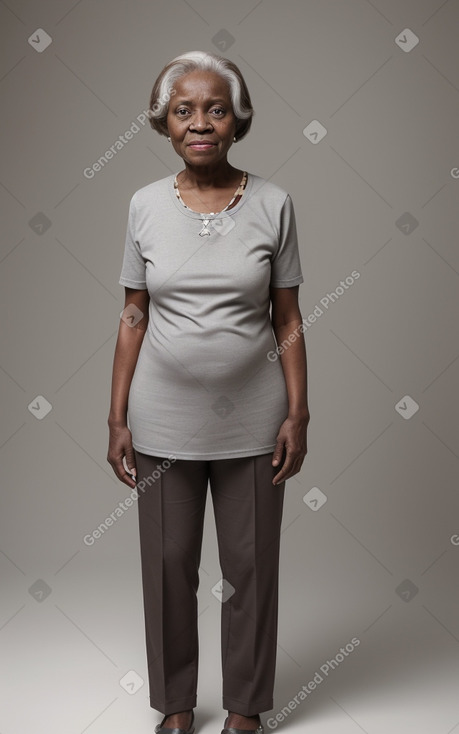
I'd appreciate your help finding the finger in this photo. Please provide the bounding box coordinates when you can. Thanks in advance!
[121,472,137,489]
[272,439,285,466]
[272,449,295,484]
[115,456,136,488]
[123,452,137,479]
[273,451,305,485]
[277,455,306,484]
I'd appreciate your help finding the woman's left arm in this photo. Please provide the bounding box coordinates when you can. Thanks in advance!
[270,285,310,485]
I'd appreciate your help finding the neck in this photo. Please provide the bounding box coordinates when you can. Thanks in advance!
[178,159,238,189]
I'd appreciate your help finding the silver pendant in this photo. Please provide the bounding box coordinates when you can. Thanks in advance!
[199,219,211,236]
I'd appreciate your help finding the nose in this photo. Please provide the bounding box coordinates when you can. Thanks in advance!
[190,110,213,131]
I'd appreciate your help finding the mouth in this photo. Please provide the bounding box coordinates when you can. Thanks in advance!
[187,142,217,150]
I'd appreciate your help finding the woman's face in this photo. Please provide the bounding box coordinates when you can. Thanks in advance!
[166,69,237,167]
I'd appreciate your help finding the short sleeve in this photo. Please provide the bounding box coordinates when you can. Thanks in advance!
[270,194,304,288]
[118,195,147,289]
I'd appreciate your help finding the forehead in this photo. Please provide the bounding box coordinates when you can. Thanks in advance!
[173,70,231,101]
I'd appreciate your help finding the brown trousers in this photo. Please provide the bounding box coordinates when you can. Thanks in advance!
[134,449,286,717]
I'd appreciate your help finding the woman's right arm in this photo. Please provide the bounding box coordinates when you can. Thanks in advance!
[107,287,150,488]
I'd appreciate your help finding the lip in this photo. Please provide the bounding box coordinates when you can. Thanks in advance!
[187,141,217,148]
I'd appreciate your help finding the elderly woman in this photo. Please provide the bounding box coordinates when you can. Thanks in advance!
[107,50,310,734]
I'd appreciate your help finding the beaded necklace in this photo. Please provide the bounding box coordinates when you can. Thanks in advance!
[174,170,248,236]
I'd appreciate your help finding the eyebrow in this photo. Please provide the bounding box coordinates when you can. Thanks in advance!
[174,98,228,105]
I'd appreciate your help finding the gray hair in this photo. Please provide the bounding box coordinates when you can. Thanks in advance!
[148,50,254,141]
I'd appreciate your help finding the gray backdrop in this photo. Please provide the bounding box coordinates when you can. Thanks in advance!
[1,1,458,733]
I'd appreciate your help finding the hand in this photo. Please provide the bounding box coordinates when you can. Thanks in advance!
[272,413,309,485]
[107,422,137,488]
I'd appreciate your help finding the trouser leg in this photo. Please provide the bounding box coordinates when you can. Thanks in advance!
[209,453,286,716]
[134,450,208,714]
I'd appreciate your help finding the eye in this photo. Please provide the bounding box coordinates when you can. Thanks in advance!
[175,107,225,117]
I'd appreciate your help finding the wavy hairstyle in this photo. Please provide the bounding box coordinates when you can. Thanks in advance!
[148,50,254,142]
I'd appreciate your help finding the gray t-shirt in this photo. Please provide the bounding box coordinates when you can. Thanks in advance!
[119,171,304,460]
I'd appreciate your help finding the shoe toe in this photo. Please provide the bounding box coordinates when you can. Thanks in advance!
[155,709,195,734]
[221,720,264,734]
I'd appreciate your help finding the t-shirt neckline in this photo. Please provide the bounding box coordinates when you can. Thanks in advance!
[168,171,253,219]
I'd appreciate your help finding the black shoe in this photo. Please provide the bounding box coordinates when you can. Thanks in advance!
[155,709,195,734]
[221,715,264,734]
